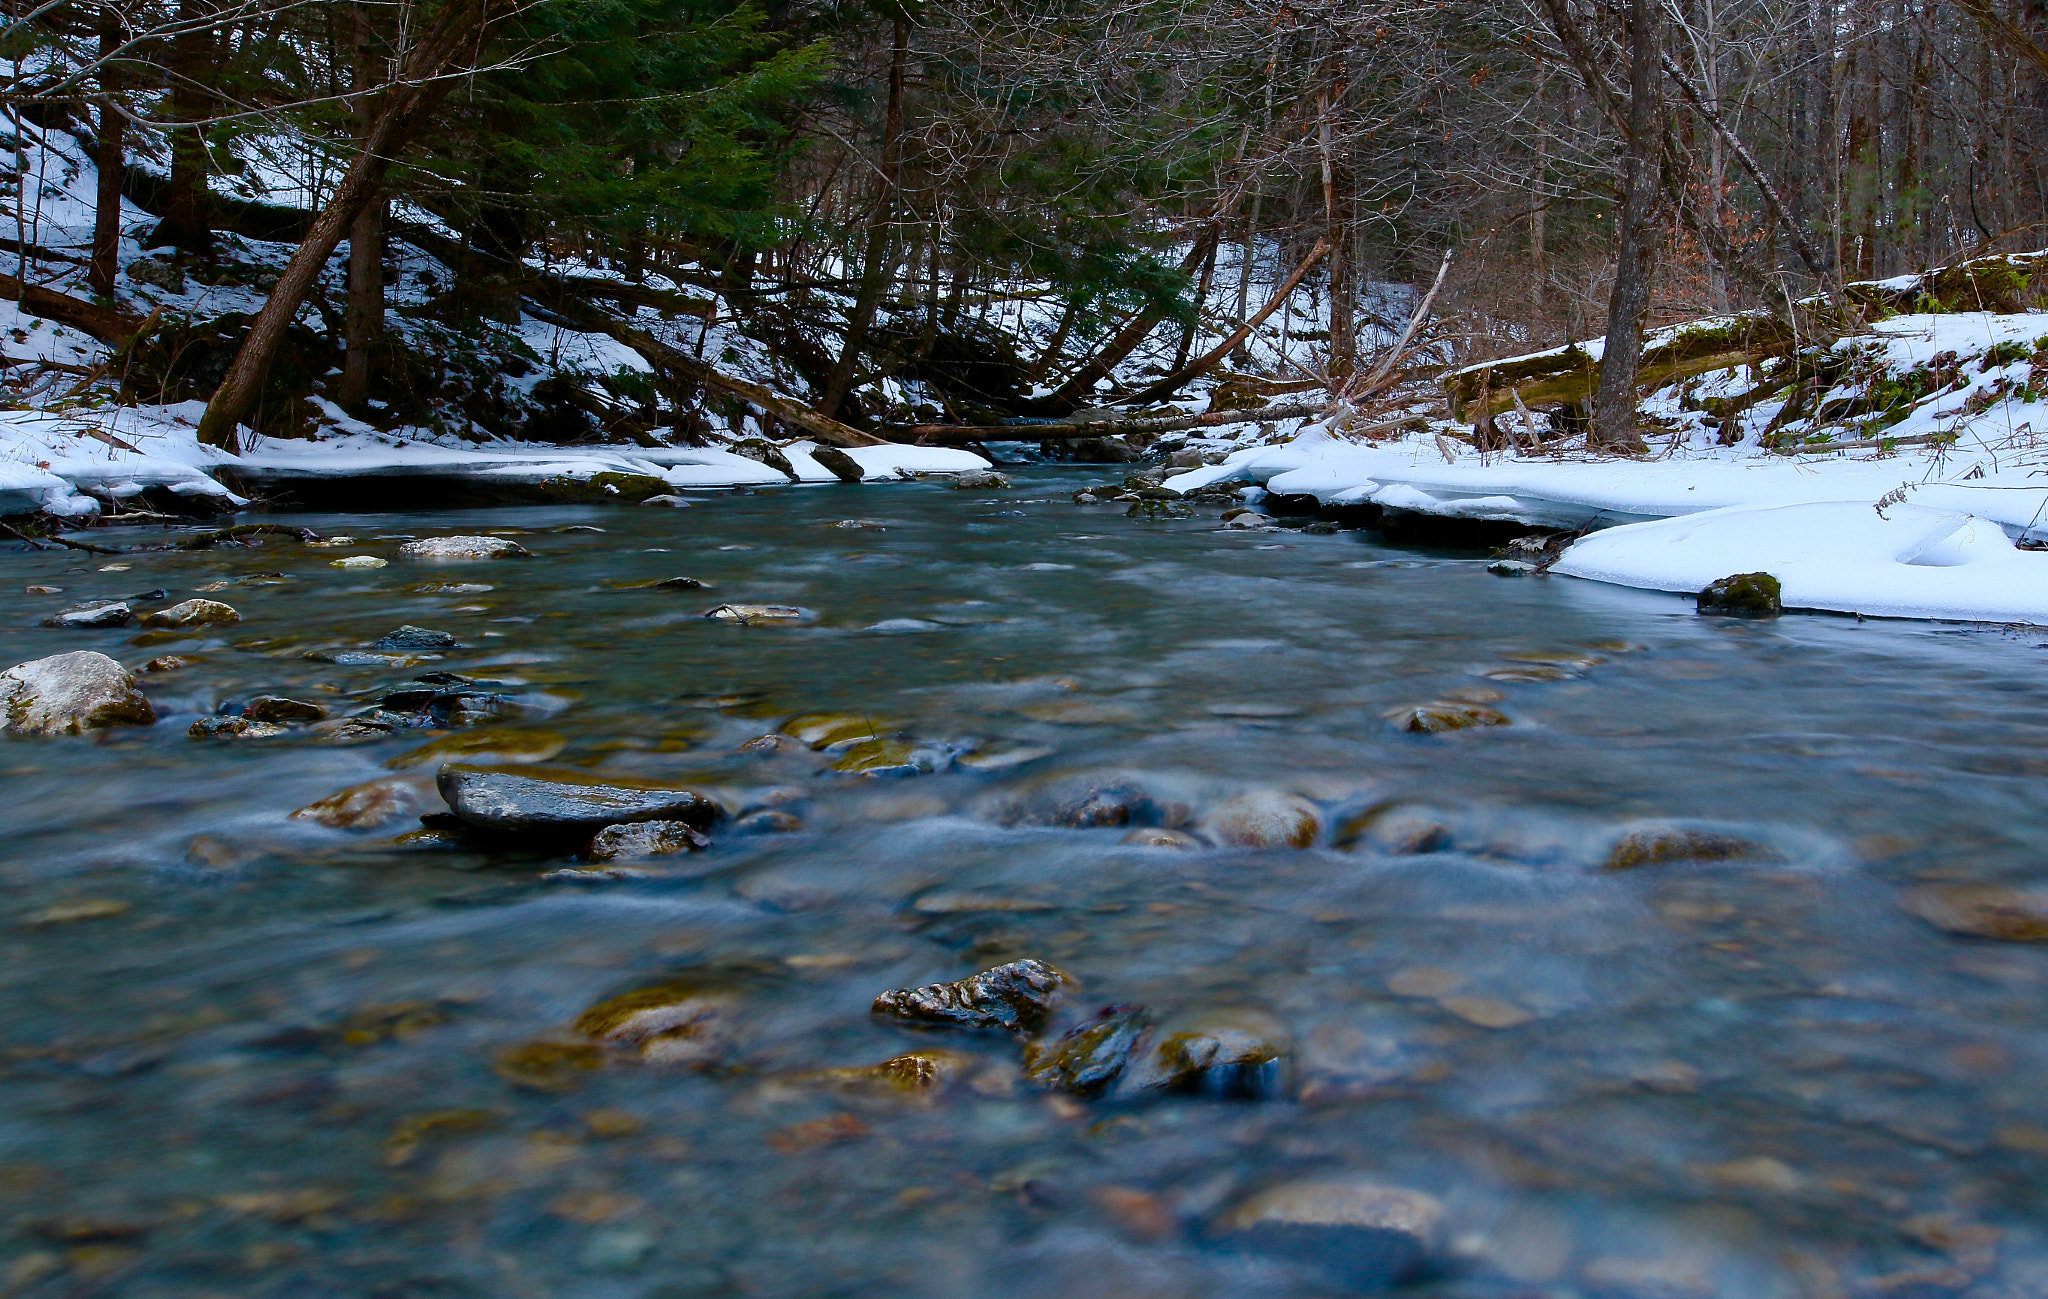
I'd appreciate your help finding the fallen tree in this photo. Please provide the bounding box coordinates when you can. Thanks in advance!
[897,400,1328,446]
[1445,313,1798,422]
[0,275,146,347]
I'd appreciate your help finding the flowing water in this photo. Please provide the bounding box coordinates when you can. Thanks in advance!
[4,470,2048,1297]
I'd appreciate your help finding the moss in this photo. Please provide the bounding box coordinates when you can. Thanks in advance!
[1696,572,1781,617]
[534,472,671,504]
[1605,828,1778,871]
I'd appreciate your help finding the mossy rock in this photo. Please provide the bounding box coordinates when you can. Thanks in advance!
[535,472,672,504]
[1696,572,1781,617]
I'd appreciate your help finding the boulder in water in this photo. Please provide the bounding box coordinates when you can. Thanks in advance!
[242,695,328,724]
[704,604,811,625]
[1385,701,1511,733]
[437,765,723,838]
[585,819,710,862]
[291,779,420,830]
[1023,1005,1152,1095]
[41,600,132,629]
[872,959,1069,1034]
[1127,1008,1290,1098]
[949,469,1011,490]
[1604,826,1778,870]
[1214,1180,1445,1289]
[399,536,530,560]
[373,625,458,651]
[1203,790,1321,848]
[1697,571,1781,617]
[141,599,240,629]
[1,651,156,736]
[189,715,286,739]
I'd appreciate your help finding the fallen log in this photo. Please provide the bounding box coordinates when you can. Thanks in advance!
[0,275,147,347]
[898,400,1328,446]
[1445,313,1798,422]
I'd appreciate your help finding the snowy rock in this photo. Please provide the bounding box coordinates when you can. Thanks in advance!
[0,651,156,736]
[399,535,531,560]
[1203,790,1321,848]
[1697,571,1782,617]
[41,600,133,629]
[125,257,185,293]
[436,765,723,838]
[1224,511,1275,529]
[140,598,240,629]
[1488,558,1539,576]
[585,819,710,862]
[871,959,1069,1034]
[1214,1180,1445,1289]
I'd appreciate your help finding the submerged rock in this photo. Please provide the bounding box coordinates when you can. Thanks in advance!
[1128,1008,1290,1098]
[1127,498,1194,519]
[733,808,802,834]
[189,715,287,739]
[1385,701,1511,733]
[585,819,710,862]
[1697,571,1782,617]
[1215,1180,1445,1289]
[141,599,240,629]
[437,765,723,838]
[329,555,387,569]
[780,712,880,749]
[704,604,811,625]
[291,779,420,830]
[1336,802,1453,855]
[1122,827,1201,849]
[651,576,708,590]
[41,600,133,629]
[242,695,328,724]
[1024,1005,1152,1095]
[828,737,939,777]
[949,469,1011,490]
[400,536,531,560]
[372,625,458,651]
[1902,883,2048,941]
[641,495,692,508]
[574,979,740,1067]
[1203,790,1321,848]
[811,447,867,483]
[1604,827,1778,870]
[1,651,156,736]
[1001,776,1163,829]
[872,959,1069,1034]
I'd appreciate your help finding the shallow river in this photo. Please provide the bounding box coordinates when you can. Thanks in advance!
[5,469,2048,1298]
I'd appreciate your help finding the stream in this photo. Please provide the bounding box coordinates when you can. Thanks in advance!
[4,468,2048,1297]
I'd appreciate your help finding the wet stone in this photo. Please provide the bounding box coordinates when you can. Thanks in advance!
[828,737,938,778]
[1386,701,1511,733]
[1337,802,1454,855]
[1605,827,1779,870]
[1,651,156,736]
[1204,790,1321,848]
[242,695,329,724]
[872,959,1069,1034]
[329,555,386,569]
[400,535,531,559]
[950,469,1011,490]
[41,601,132,629]
[1024,1005,1152,1096]
[811,446,867,483]
[1122,827,1200,849]
[781,712,880,749]
[1128,1009,1289,1098]
[574,979,739,1067]
[651,576,707,590]
[373,625,458,651]
[189,716,286,740]
[140,599,239,629]
[1903,884,2048,942]
[493,1040,607,1092]
[138,655,192,673]
[1126,498,1194,519]
[585,819,710,862]
[704,604,811,624]
[291,779,419,830]
[1005,776,1161,829]
[1698,571,1782,617]
[437,765,723,839]
[733,808,802,834]
[1214,1180,1446,1290]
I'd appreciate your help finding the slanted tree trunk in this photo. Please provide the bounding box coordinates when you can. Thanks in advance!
[88,2,124,295]
[1318,71,1356,378]
[820,13,909,421]
[338,6,383,411]
[151,0,216,253]
[1589,0,1664,454]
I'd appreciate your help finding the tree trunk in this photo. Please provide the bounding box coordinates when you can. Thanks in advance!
[1590,0,1663,454]
[1318,73,1356,377]
[88,3,123,295]
[820,14,909,421]
[338,7,383,411]
[151,0,216,253]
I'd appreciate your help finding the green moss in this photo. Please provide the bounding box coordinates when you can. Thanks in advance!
[1696,572,1781,617]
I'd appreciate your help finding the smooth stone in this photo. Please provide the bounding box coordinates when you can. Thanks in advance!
[41,601,132,629]
[640,495,692,507]
[1000,775,1162,829]
[436,765,723,838]
[1903,884,2048,941]
[956,743,1056,772]
[1126,498,1193,519]
[1023,1005,1152,1095]
[703,604,811,624]
[189,716,287,739]
[1223,511,1276,529]
[1697,571,1782,616]
[0,651,156,736]
[373,625,458,651]
[399,536,531,559]
[828,737,936,777]
[811,447,867,483]
[1203,790,1321,848]
[1336,802,1453,855]
[574,979,739,1067]
[872,959,1069,1034]
[651,576,707,589]
[1127,1008,1290,1098]
[1385,701,1511,733]
[780,712,880,749]
[291,779,420,830]
[949,469,1011,490]
[329,556,387,568]
[733,808,802,834]
[241,695,329,724]
[1121,827,1200,849]
[585,819,710,862]
[1604,827,1779,870]
[1215,1180,1446,1289]
[138,655,192,673]
[140,599,239,629]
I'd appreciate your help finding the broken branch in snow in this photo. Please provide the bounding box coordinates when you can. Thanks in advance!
[900,401,1328,445]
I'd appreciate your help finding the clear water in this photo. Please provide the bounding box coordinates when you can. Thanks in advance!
[4,470,2048,1297]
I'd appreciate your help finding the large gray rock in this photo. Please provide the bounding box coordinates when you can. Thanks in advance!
[872,959,1069,1035]
[41,600,132,629]
[731,437,799,481]
[1,651,156,736]
[811,447,867,483]
[437,765,723,838]
[399,535,531,559]
[140,598,240,629]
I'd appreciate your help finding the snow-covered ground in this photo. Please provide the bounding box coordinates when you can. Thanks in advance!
[1165,310,2048,625]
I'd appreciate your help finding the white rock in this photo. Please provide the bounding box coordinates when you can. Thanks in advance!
[399,536,532,559]
[330,555,387,569]
[0,651,156,736]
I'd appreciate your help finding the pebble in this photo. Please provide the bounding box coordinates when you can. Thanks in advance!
[872,959,1069,1034]
[140,599,239,629]
[1126,1008,1290,1098]
[1337,803,1453,854]
[1385,701,1511,733]
[291,779,420,830]
[0,651,156,736]
[436,765,723,838]
[1439,995,1533,1028]
[1203,790,1321,848]
[40,600,132,629]
[138,655,192,673]
[585,819,710,862]
[733,808,802,834]
[1215,1180,1445,1288]
[399,536,531,559]
[329,555,387,569]
[1902,883,2048,941]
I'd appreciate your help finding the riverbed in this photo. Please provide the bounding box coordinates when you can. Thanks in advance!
[4,469,2047,1297]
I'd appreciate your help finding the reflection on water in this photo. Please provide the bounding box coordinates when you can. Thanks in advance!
[4,471,2048,1296]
